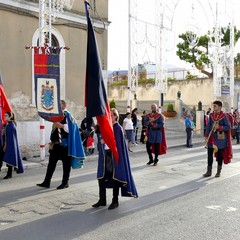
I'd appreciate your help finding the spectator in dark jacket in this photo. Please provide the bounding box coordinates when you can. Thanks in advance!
[131,108,138,144]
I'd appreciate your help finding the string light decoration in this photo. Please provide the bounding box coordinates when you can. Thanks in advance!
[185,1,200,48]
[39,0,74,46]
[128,0,177,109]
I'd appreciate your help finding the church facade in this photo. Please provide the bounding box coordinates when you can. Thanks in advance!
[0,0,109,158]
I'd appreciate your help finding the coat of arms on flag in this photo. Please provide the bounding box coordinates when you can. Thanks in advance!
[34,46,63,122]
[41,80,54,111]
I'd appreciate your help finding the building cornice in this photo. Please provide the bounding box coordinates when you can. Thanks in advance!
[0,0,109,29]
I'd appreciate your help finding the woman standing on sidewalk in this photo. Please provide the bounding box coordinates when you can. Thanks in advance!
[2,112,24,179]
[122,112,134,152]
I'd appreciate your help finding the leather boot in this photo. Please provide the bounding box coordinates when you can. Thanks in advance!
[215,165,222,178]
[56,182,69,189]
[203,166,212,177]
[3,166,13,179]
[147,160,153,165]
[153,159,159,166]
[92,200,106,208]
[147,157,154,165]
[36,181,50,188]
[108,201,119,210]
[92,179,106,208]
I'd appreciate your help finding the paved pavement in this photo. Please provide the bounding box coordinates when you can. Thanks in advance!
[14,135,205,170]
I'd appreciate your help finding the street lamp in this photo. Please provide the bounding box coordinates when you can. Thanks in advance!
[127,0,138,112]
[154,0,168,112]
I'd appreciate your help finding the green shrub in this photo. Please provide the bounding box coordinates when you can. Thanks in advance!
[185,71,198,79]
[167,77,176,81]
[167,103,175,112]
[111,80,128,86]
[110,78,155,86]
[109,99,116,108]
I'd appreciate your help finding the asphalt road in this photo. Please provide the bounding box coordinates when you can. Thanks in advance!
[0,144,239,240]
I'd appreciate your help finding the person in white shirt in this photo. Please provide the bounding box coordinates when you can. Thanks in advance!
[122,112,134,152]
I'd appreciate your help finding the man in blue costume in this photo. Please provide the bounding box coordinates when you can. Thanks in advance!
[145,104,165,166]
[92,108,138,210]
[203,100,232,178]
[37,100,85,189]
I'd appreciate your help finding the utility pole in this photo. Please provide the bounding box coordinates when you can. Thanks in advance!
[230,10,234,113]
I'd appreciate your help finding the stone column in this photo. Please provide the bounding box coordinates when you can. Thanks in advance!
[174,99,182,118]
[196,110,205,136]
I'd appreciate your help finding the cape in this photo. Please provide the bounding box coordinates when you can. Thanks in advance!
[97,122,138,198]
[152,127,168,155]
[65,111,85,168]
[221,113,233,164]
[145,112,167,154]
[3,121,24,173]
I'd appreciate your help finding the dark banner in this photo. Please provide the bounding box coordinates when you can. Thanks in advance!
[84,1,119,163]
[34,47,63,122]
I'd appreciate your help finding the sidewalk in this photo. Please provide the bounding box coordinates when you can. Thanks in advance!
[13,135,205,170]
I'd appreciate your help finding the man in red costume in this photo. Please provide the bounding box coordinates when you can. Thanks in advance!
[145,104,167,166]
[203,100,232,178]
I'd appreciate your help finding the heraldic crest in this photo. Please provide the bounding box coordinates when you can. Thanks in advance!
[33,46,63,122]
[41,81,54,111]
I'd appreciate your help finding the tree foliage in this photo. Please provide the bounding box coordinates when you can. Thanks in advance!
[176,26,240,78]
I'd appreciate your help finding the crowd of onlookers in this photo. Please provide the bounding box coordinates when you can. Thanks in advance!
[78,108,149,154]
[122,108,147,152]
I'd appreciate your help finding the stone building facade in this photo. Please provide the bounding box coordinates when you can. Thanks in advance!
[0,0,109,158]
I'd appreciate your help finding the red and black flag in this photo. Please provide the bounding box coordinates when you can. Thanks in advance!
[84,1,119,163]
[34,47,64,122]
[0,74,12,124]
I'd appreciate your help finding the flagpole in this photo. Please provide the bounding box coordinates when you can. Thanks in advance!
[127,0,131,113]
[39,0,46,161]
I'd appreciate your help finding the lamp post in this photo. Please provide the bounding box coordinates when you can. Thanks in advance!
[128,0,138,113]
[229,10,235,113]
[154,0,168,113]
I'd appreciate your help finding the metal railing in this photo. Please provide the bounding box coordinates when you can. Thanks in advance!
[182,103,196,123]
